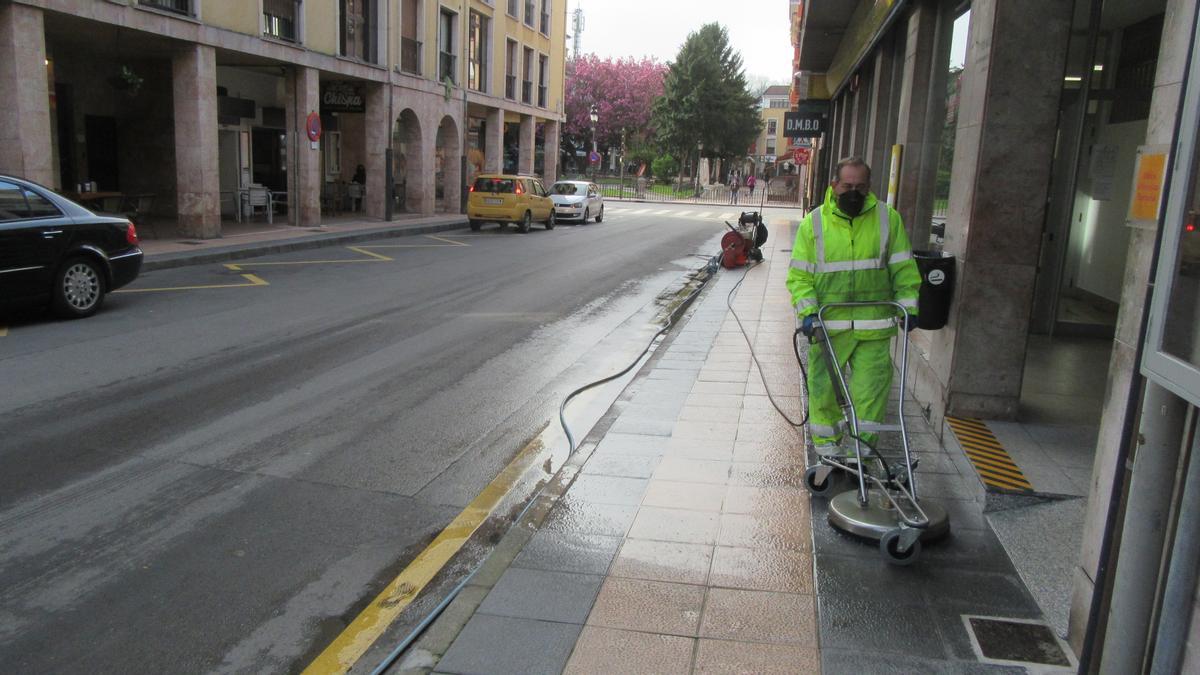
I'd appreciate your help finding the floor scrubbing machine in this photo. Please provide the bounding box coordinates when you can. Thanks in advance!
[801,301,950,565]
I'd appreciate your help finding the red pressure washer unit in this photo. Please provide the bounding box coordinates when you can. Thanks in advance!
[720,211,769,269]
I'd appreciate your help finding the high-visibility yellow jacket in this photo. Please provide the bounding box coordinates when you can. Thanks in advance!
[787,187,922,339]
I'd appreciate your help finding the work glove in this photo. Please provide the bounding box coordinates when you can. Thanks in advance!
[801,315,816,338]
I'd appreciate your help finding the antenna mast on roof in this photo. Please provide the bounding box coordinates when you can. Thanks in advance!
[570,5,584,60]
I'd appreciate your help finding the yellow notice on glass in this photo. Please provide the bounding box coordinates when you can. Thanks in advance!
[1129,147,1168,224]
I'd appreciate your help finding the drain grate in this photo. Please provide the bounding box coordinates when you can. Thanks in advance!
[965,615,1072,668]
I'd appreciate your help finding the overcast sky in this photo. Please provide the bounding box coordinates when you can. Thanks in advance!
[569,1,970,84]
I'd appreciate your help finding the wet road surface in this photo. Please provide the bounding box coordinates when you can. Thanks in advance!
[0,209,728,673]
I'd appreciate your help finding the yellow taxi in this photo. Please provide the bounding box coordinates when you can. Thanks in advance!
[467,174,556,233]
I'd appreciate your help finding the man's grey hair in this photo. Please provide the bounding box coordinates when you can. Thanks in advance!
[833,156,872,183]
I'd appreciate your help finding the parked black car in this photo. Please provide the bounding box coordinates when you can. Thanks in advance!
[0,175,143,318]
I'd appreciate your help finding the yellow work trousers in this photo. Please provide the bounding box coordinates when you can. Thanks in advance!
[807,332,894,450]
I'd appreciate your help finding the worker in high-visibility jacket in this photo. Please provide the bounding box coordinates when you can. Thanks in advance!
[787,157,922,455]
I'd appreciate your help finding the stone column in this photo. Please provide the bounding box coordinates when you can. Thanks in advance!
[484,107,504,173]
[518,114,535,175]
[914,0,1072,421]
[894,0,952,246]
[442,117,462,213]
[542,119,560,183]
[415,129,436,215]
[0,4,52,186]
[285,66,321,226]
[364,83,388,219]
[172,44,220,238]
[865,32,899,193]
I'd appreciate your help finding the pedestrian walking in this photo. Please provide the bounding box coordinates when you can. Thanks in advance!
[730,173,740,204]
[787,157,921,458]
[747,174,757,197]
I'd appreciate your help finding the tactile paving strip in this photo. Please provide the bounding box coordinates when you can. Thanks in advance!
[946,417,1033,493]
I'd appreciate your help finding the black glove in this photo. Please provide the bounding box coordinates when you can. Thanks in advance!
[801,315,816,338]
[902,314,918,332]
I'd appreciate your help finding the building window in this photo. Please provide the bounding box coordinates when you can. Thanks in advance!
[766,143,776,155]
[522,46,533,104]
[507,0,519,18]
[767,119,777,135]
[769,99,789,109]
[141,0,191,15]
[540,0,550,35]
[340,0,377,63]
[505,39,518,99]
[538,54,548,107]
[524,0,535,27]
[468,12,489,93]
[439,8,457,84]
[264,0,300,42]
[400,0,421,75]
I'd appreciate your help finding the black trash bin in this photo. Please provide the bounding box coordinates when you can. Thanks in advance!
[913,250,955,330]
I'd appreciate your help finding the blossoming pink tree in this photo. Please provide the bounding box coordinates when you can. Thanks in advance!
[563,55,667,170]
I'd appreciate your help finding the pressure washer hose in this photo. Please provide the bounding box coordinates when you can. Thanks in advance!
[370,257,718,674]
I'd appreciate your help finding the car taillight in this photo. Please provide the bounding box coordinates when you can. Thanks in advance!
[515,183,524,195]
[126,222,139,245]
[469,185,475,192]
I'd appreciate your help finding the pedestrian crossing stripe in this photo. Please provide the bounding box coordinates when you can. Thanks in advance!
[947,416,1033,492]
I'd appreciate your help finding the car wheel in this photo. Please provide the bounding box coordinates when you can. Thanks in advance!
[546,210,556,230]
[582,208,590,225]
[595,205,604,223]
[53,256,105,319]
[469,219,482,231]
[519,211,532,233]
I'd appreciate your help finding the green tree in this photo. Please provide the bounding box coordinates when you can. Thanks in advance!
[651,23,762,180]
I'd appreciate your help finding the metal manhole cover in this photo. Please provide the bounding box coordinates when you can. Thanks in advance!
[965,615,1072,668]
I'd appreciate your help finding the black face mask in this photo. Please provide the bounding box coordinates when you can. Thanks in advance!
[837,189,866,217]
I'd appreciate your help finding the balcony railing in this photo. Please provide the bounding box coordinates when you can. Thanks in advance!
[264,13,297,41]
[142,0,190,15]
[538,85,547,108]
[505,75,517,100]
[522,80,532,104]
[401,37,421,75]
[439,52,457,83]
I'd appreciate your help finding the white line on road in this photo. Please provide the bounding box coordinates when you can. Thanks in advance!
[630,209,652,214]
[696,212,711,218]
[653,210,672,215]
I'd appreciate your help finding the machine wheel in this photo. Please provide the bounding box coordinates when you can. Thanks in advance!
[880,529,922,566]
[582,208,590,224]
[595,206,604,222]
[53,256,105,319]
[749,248,764,262]
[518,211,532,233]
[469,219,482,231]
[804,466,835,497]
[545,210,556,230]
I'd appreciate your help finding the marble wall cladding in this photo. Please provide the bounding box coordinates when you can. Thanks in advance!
[542,119,559,184]
[484,108,504,174]
[0,4,53,184]
[365,83,388,219]
[285,66,321,226]
[172,43,220,238]
[518,114,535,176]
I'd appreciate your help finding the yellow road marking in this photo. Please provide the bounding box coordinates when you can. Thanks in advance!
[947,416,1033,492]
[361,234,470,248]
[303,434,547,674]
[114,274,269,293]
[346,246,394,261]
[0,326,7,337]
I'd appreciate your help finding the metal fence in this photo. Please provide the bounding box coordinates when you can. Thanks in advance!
[560,173,806,208]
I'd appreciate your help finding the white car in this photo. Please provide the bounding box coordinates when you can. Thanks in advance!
[549,180,604,223]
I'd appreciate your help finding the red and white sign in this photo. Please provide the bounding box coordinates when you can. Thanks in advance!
[793,147,811,165]
[306,111,322,142]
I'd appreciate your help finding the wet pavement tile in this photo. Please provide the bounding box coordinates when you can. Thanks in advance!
[677,405,743,423]
[653,359,706,371]
[664,437,736,461]
[818,595,948,660]
[917,566,1041,614]
[730,461,807,489]
[709,545,813,594]
[652,457,733,484]
[813,553,926,606]
[628,506,721,545]
[731,440,806,464]
[511,531,623,576]
[566,474,649,506]
[819,648,1026,674]
[630,389,691,408]
[542,497,639,538]
[617,403,688,421]
[718,512,812,551]
[689,379,749,396]
[635,377,697,394]
[580,453,660,479]
[671,420,740,441]
[693,639,820,674]
[609,538,714,585]
[737,420,807,448]
[436,614,583,675]
[563,626,695,675]
[587,577,706,637]
[593,433,669,457]
[642,480,728,512]
[608,415,677,437]
[916,525,1024,572]
[723,485,810,517]
[477,567,604,624]
[697,369,750,384]
[685,393,746,409]
[699,587,816,645]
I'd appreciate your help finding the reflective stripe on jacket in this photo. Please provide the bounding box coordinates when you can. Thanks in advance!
[786,187,922,339]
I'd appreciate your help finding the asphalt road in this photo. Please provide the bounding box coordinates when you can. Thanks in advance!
[0,205,755,673]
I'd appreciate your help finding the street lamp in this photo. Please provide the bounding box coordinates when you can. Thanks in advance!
[589,105,598,183]
[695,140,704,194]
